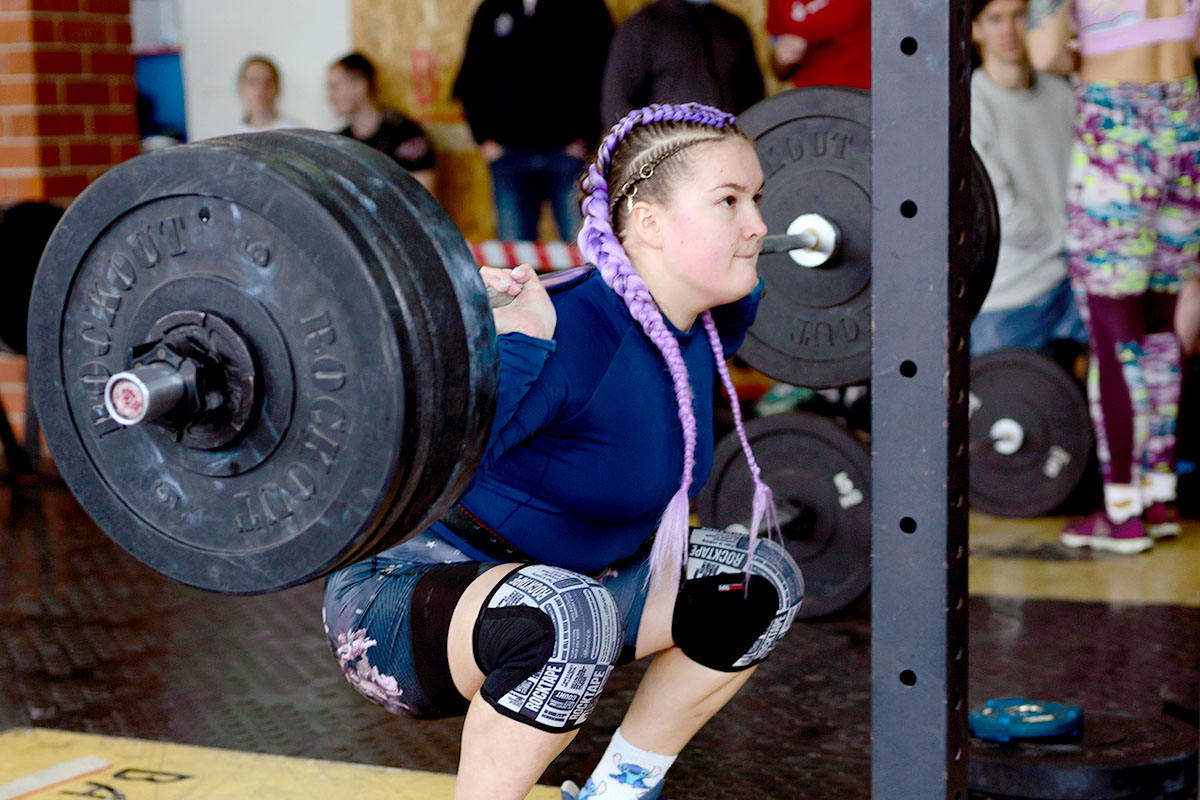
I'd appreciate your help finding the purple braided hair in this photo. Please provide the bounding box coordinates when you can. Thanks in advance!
[577,102,779,589]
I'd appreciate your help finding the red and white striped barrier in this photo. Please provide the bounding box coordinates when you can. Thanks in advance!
[469,240,587,271]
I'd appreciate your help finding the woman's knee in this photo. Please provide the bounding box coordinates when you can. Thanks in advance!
[672,533,804,672]
[469,564,625,733]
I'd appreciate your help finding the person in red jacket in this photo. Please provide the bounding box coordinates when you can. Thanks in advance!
[766,0,870,89]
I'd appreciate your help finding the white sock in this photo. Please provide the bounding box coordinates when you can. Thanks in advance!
[581,727,676,800]
[1104,483,1143,524]
[1142,472,1178,504]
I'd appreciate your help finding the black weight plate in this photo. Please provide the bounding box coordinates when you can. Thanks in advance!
[696,411,870,618]
[202,137,451,567]
[241,131,497,552]
[969,146,1000,322]
[0,201,63,354]
[738,87,872,389]
[738,88,1001,389]
[969,711,1198,800]
[28,135,495,594]
[969,348,1093,517]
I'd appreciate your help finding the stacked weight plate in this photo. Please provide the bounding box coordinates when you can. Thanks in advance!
[28,131,497,594]
[735,86,998,389]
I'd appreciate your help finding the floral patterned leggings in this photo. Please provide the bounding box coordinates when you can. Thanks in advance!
[1067,76,1200,488]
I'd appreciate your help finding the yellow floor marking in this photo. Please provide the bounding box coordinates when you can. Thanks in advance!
[969,513,1200,606]
[0,729,559,800]
[0,756,110,800]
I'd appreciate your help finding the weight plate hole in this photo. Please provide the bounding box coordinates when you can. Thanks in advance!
[900,360,917,378]
[199,207,211,223]
[900,36,918,55]
[900,516,917,534]
[900,200,918,218]
[900,670,917,687]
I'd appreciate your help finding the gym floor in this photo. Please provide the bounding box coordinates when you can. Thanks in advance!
[1,484,1196,800]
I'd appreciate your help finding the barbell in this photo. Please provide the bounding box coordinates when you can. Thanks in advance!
[26,87,1001,594]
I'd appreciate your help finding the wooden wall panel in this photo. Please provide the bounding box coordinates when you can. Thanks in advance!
[349,0,780,241]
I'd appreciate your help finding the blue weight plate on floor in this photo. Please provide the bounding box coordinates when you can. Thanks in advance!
[970,697,1083,742]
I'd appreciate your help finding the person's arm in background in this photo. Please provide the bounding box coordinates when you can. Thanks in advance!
[452,4,502,160]
[1026,0,1076,74]
[391,120,437,194]
[766,0,869,79]
[970,96,1058,252]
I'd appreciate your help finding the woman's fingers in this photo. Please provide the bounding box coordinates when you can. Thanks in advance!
[481,264,556,339]
[481,264,536,308]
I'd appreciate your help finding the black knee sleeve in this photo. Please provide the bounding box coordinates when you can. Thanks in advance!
[672,530,805,670]
[672,574,780,671]
[473,564,624,732]
[475,605,556,701]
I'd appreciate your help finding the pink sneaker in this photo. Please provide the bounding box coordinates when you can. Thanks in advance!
[1060,512,1153,554]
[1144,502,1182,539]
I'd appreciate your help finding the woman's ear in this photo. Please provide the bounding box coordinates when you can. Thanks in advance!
[628,200,665,250]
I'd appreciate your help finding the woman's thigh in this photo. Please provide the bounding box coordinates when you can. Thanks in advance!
[323,538,505,719]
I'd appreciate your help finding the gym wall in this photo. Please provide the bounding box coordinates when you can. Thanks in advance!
[178,0,351,143]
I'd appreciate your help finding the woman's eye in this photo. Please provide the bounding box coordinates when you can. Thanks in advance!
[752,193,763,206]
[721,196,737,207]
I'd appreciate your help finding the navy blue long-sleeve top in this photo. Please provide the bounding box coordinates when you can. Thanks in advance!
[431,268,761,574]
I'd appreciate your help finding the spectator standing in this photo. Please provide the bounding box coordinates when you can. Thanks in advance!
[233,55,304,134]
[601,0,764,126]
[453,0,613,241]
[766,0,871,89]
[328,52,436,194]
[969,0,1086,360]
[1028,0,1200,552]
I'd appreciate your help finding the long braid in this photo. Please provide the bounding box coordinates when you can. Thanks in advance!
[577,103,776,589]
[701,313,779,563]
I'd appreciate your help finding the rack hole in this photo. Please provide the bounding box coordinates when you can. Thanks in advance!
[900,200,918,218]
[900,37,918,55]
[900,360,918,377]
[900,516,917,534]
[900,670,917,686]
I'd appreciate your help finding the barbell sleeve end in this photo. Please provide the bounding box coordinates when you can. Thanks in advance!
[104,362,190,427]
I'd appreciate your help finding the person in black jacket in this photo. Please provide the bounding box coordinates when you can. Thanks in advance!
[601,0,764,127]
[453,0,613,241]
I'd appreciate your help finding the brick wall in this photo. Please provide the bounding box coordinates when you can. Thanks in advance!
[0,0,139,465]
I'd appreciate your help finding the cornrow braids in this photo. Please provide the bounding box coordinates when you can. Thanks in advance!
[576,102,780,590]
